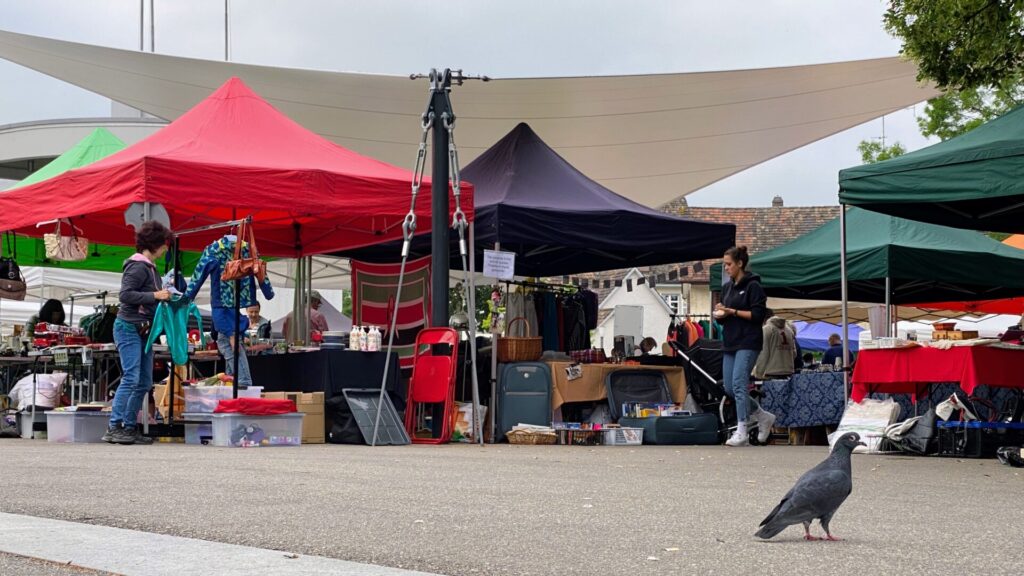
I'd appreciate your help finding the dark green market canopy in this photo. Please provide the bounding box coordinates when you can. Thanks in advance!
[839,105,1024,233]
[710,207,1024,304]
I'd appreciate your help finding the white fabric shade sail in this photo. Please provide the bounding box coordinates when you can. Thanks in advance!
[0,29,937,208]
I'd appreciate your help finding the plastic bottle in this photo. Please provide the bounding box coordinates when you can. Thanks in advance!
[360,326,370,351]
[349,325,361,350]
[368,326,380,352]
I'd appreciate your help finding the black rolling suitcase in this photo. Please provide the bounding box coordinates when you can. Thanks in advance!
[496,362,552,441]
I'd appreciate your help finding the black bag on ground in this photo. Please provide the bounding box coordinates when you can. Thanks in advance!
[899,408,938,455]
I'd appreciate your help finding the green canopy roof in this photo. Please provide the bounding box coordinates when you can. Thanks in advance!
[2,128,199,273]
[710,207,1024,304]
[838,104,1024,233]
[7,127,126,190]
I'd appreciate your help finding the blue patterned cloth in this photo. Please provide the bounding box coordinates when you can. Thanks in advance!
[184,235,274,310]
[761,372,845,427]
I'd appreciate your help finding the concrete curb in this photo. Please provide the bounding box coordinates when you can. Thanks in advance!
[0,512,441,576]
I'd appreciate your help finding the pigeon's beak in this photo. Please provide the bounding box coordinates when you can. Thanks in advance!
[856,441,867,447]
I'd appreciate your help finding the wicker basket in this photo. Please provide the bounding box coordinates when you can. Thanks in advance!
[506,430,557,445]
[497,317,543,363]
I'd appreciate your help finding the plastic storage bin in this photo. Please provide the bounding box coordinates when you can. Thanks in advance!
[45,411,109,443]
[180,413,214,445]
[209,412,303,447]
[601,427,644,446]
[936,421,1024,458]
[183,386,262,413]
[19,410,48,439]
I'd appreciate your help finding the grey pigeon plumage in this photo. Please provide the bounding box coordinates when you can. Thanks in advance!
[755,432,865,541]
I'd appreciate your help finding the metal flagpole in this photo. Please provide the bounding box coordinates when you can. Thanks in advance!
[885,276,892,337]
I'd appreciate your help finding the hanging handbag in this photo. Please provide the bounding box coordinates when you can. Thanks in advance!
[222,221,267,282]
[43,219,89,262]
[0,232,27,301]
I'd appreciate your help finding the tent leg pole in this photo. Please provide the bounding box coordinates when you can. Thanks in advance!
[885,276,892,338]
[467,223,483,445]
[489,240,500,443]
[840,205,850,401]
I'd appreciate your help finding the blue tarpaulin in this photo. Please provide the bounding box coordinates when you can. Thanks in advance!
[794,321,862,353]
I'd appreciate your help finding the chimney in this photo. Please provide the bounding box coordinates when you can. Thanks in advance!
[771,195,784,208]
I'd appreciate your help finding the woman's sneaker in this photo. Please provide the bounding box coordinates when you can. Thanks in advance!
[725,430,749,447]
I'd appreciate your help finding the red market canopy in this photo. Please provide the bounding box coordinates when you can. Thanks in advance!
[0,77,472,257]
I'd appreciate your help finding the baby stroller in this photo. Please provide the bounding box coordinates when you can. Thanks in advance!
[671,338,766,445]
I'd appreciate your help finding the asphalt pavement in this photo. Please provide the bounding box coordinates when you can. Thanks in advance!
[0,440,1021,575]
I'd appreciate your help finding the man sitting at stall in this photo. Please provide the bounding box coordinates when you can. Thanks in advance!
[821,333,856,368]
[282,289,329,342]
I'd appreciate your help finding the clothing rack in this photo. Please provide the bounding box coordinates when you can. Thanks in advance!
[165,216,252,428]
[66,291,108,326]
[504,279,579,293]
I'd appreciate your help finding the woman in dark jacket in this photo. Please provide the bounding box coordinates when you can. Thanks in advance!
[714,246,776,447]
[104,221,172,445]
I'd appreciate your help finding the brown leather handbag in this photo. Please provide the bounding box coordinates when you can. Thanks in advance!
[222,221,267,283]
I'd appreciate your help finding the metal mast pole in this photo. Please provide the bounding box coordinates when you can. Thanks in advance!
[430,69,452,328]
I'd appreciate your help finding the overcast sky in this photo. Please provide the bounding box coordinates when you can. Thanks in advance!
[0,0,934,207]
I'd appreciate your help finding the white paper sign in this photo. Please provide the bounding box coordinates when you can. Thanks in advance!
[484,249,516,280]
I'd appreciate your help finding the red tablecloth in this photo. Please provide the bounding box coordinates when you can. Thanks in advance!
[851,346,1024,402]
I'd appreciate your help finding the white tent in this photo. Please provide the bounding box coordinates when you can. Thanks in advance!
[0,29,937,208]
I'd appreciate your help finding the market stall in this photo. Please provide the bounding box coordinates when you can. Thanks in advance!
[850,346,1024,402]
[0,77,474,442]
[339,123,734,442]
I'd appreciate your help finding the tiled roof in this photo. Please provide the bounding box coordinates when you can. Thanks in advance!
[578,203,840,286]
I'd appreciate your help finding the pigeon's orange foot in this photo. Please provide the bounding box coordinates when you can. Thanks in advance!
[803,534,819,541]
[824,535,841,542]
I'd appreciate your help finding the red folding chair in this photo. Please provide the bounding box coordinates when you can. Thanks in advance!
[404,328,459,444]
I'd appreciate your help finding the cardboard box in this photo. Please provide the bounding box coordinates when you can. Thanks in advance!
[262,391,325,443]
[932,330,980,341]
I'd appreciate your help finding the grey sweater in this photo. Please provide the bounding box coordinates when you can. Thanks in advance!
[753,316,797,379]
[117,256,159,324]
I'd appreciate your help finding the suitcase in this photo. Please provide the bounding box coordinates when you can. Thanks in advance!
[619,413,719,445]
[604,369,672,420]
[496,362,552,442]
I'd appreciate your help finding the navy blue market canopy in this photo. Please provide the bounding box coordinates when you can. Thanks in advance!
[337,123,735,276]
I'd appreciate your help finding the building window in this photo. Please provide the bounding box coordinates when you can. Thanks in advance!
[663,293,681,314]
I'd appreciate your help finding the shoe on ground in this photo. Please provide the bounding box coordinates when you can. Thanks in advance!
[755,410,777,444]
[106,426,136,445]
[131,428,154,445]
[725,430,749,447]
[101,426,117,444]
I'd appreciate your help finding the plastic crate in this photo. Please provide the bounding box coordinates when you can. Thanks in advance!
[183,386,262,413]
[936,421,1024,458]
[208,412,303,447]
[180,413,214,445]
[556,429,602,446]
[601,427,644,446]
[45,411,109,443]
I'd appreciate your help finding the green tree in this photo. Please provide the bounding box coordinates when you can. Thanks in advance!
[885,0,1024,91]
[857,139,907,164]
[916,78,1024,140]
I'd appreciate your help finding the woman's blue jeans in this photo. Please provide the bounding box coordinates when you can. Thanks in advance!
[722,349,759,424]
[110,318,154,429]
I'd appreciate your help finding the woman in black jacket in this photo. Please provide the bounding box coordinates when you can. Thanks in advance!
[714,246,776,447]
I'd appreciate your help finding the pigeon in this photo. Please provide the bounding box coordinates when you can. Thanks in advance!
[755,432,865,541]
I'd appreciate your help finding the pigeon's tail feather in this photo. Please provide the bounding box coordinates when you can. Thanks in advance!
[755,521,788,540]
[759,501,786,527]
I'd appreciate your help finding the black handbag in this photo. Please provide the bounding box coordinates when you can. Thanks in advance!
[0,232,26,301]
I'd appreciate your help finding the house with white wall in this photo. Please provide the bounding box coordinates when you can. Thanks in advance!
[596,268,675,355]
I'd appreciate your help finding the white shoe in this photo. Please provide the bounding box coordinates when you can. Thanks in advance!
[755,410,777,444]
[725,430,749,447]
